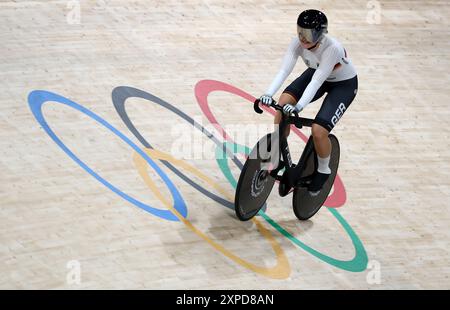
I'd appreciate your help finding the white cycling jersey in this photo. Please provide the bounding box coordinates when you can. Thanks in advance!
[265,35,357,110]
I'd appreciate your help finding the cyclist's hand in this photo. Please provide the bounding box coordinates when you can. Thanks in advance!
[282,104,299,115]
[259,94,274,106]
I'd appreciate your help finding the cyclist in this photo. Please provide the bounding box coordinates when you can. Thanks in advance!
[259,9,358,194]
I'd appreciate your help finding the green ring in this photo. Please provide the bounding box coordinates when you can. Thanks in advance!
[216,141,368,272]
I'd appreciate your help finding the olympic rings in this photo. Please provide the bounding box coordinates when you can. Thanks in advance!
[111,84,367,271]
[28,82,368,275]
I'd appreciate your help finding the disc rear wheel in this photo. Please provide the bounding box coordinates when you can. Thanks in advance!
[292,134,340,220]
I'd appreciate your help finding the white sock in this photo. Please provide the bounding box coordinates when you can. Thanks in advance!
[317,154,331,174]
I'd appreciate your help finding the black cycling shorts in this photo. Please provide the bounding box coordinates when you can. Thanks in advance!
[283,68,358,132]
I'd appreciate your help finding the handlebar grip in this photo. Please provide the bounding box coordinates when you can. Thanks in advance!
[254,98,279,114]
[253,99,263,114]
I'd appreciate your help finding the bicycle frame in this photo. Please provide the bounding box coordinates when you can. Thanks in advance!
[253,100,316,189]
[234,99,337,220]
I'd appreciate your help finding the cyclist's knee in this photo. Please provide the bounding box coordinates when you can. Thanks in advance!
[311,123,329,140]
[278,92,297,106]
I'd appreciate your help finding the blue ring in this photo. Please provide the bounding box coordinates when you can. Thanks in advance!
[28,90,187,221]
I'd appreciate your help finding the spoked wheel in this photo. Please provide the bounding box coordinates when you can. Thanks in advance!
[234,133,277,221]
[292,134,340,221]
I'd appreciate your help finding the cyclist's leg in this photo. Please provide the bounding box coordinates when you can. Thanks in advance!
[309,76,358,191]
[311,124,331,158]
[274,93,296,136]
[313,75,358,138]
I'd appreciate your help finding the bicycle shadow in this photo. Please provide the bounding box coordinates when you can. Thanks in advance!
[219,207,315,236]
[270,218,315,235]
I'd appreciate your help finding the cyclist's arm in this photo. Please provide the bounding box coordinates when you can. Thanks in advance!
[265,37,302,97]
[296,45,341,110]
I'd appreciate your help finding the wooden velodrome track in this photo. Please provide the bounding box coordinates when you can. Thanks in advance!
[1,0,449,289]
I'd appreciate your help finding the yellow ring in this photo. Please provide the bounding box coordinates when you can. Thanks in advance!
[132,148,291,279]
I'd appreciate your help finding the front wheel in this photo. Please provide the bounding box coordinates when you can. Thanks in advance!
[292,134,340,220]
[234,133,277,221]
